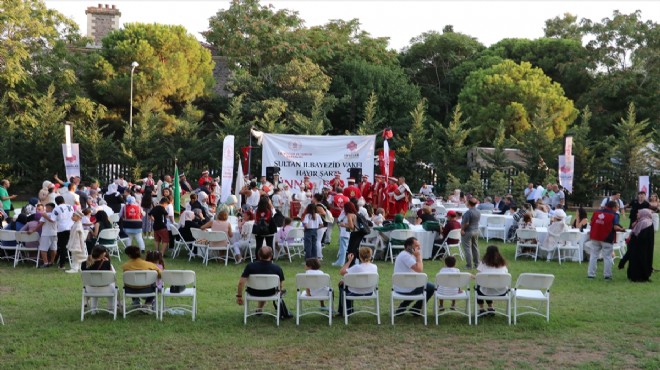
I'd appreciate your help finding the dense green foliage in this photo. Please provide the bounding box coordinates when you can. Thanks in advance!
[1,0,658,203]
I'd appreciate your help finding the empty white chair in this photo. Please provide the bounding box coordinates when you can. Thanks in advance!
[434,272,472,325]
[202,231,232,266]
[474,273,512,325]
[97,228,121,261]
[14,231,41,268]
[279,227,304,262]
[484,216,507,242]
[513,273,554,324]
[81,271,118,321]
[385,229,416,263]
[432,229,463,261]
[612,231,628,260]
[0,230,17,263]
[531,218,545,228]
[342,273,380,325]
[170,227,194,259]
[556,231,582,264]
[108,213,120,227]
[515,229,539,261]
[295,273,333,325]
[244,274,281,326]
[359,229,381,259]
[391,273,428,325]
[190,228,206,261]
[160,270,197,321]
[122,270,159,318]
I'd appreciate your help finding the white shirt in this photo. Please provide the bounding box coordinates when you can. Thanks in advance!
[419,185,433,196]
[393,250,419,293]
[305,269,329,297]
[53,204,74,232]
[39,212,58,237]
[476,264,509,296]
[246,189,260,207]
[337,212,349,238]
[61,191,79,206]
[345,263,378,294]
[303,214,322,229]
[437,267,461,296]
[272,194,283,209]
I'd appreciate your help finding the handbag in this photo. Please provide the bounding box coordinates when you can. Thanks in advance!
[170,285,186,293]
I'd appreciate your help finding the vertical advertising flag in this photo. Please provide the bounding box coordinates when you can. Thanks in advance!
[639,176,650,197]
[62,144,81,179]
[221,135,235,203]
[558,155,574,193]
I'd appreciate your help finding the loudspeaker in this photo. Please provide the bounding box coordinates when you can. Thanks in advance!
[266,166,280,183]
[348,168,362,181]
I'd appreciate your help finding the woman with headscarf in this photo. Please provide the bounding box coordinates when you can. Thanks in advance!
[120,195,145,253]
[104,183,124,214]
[618,209,654,282]
[541,209,568,260]
[178,210,199,242]
[217,195,239,217]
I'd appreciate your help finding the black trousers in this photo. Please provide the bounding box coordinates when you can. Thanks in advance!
[56,230,71,267]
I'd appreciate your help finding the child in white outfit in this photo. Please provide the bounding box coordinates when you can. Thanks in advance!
[436,256,463,310]
[305,258,330,310]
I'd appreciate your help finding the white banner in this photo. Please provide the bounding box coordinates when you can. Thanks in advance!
[62,144,81,180]
[639,175,650,197]
[564,136,573,156]
[261,133,376,190]
[558,155,574,193]
[235,160,244,209]
[221,135,234,203]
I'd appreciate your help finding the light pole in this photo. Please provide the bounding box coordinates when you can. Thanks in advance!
[129,61,139,130]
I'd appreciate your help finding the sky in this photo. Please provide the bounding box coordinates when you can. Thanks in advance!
[45,1,659,50]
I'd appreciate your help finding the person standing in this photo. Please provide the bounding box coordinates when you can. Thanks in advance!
[52,196,75,269]
[618,209,654,282]
[359,175,373,206]
[460,198,481,269]
[0,179,17,218]
[588,200,625,280]
[524,183,536,207]
[392,177,412,216]
[302,204,322,259]
[65,210,87,273]
[628,191,650,227]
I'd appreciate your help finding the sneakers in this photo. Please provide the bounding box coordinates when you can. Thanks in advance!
[65,269,80,274]
[604,276,612,281]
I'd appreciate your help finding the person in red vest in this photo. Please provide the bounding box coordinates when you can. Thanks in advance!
[393,176,413,216]
[198,170,213,187]
[588,200,624,280]
[359,174,373,206]
[330,192,349,219]
[329,172,345,192]
[343,178,361,199]
[385,177,399,219]
[120,195,146,253]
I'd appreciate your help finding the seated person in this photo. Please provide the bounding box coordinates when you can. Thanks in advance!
[540,209,568,260]
[337,247,378,316]
[122,246,162,307]
[235,246,290,317]
[374,213,410,245]
[477,197,495,211]
[416,206,436,224]
[433,210,461,257]
[393,237,435,315]
[476,245,508,316]
[81,245,115,312]
[571,207,589,231]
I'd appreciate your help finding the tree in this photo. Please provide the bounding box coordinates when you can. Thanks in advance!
[399,30,485,123]
[87,23,215,131]
[612,102,652,199]
[488,170,509,197]
[396,100,430,186]
[431,104,473,183]
[510,171,530,205]
[458,60,579,145]
[356,92,383,136]
[479,120,516,169]
[464,171,484,199]
[544,13,583,41]
[445,173,462,196]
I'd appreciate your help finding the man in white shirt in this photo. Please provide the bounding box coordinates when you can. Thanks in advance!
[53,196,74,269]
[419,182,433,197]
[524,183,536,207]
[393,237,435,315]
[601,191,626,217]
[61,182,80,208]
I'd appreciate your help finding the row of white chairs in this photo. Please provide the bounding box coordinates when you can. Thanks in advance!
[81,270,197,321]
[245,272,554,326]
[0,229,94,267]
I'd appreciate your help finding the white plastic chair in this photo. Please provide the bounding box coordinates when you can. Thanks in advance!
[190,228,206,261]
[474,273,512,325]
[202,231,232,266]
[484,216,507,242]
[160,270,197,321]
[244,274,281,326]
[531,218,545,228]
[612,231,629,260]
[385,229,416,263]
[515,229,539,261]
[108,213,120,228]
[434,272,472,325]
[556,231,582,264]
[81,271,118,321]
[97,228,121,261]
[295,273,333,326]
[359,229,381,259]
[513,273,554,324]
[0,230,17,263]
[170,227,194,259]
[342,273,380,325]
[279,228,304,262]
[564,215,573,226]
[432,229,463,261]
[391,273,428,325]
[122,270,159,318]
[14,231,41,268]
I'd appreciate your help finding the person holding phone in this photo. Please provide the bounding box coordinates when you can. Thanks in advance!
[392,237,435,316]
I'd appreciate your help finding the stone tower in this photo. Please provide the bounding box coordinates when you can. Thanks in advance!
[85,4,121,47]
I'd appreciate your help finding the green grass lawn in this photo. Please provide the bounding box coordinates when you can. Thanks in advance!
[1,212,659,369]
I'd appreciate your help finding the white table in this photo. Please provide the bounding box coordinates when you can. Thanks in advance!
[536,227,589,262]
[378,226,437,259]
[479,214,515,239]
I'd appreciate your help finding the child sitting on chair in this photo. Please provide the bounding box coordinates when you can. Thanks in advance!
[275,217,294,257]
[304,258,330,311]
[436,256,463,311]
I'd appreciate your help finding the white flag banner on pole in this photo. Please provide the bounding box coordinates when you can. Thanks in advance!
[558,155,574,193]
[235,161,244,209]
[261,133,376,189]
[62,144,81,179]
[383,139,390,178]
[639,175,650,197]
[221,135,235,203]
